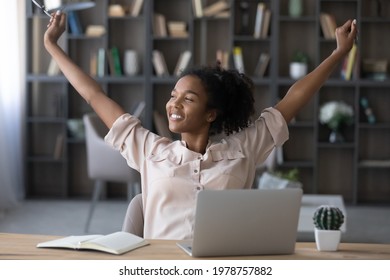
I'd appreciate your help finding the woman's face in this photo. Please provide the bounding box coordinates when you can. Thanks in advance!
[166,75,216,135]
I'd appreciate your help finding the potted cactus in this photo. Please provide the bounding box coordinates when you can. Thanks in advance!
[313,205,345,251]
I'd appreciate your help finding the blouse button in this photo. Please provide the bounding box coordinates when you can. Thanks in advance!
[194,169,198,173]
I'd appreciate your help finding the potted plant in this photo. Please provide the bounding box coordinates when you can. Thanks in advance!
[313,205,345,251]
[289,51,309,79]
[258,168,302,189]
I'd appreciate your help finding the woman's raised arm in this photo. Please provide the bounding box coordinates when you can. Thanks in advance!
[275,19,358,123]
[44,11,125,128]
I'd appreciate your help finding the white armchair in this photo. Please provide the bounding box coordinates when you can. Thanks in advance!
[83,102,145,232]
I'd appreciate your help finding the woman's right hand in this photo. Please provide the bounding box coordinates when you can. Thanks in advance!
[44,11,67,48]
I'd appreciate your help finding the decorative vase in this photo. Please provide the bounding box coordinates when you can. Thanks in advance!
[289,62,307,79]
[124,50,139,76]
[289,0,303,17]
[329,129,344,143]
[239,1,250,35]
[315,228,341,251]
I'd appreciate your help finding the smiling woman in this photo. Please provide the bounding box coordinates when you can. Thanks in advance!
[42,10,357,240]
[0,1,25,211]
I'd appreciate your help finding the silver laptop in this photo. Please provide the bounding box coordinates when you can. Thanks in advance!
[177,188,302,257]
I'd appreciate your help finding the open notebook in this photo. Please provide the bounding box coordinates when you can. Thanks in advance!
[177,188,302,257]
[37,231,148,255]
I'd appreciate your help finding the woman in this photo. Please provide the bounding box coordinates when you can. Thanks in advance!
[44,11,357,239]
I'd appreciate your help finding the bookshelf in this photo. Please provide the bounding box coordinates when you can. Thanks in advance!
[25,0,390,204]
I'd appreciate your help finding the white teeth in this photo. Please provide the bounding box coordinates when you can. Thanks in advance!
[171,114,183,120]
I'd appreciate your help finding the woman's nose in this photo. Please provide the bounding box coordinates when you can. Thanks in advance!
[171,98,182,108]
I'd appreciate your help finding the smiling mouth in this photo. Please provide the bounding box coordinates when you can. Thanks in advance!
[170,113,183,120]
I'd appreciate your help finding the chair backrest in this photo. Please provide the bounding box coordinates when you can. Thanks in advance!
[83,101,145,182]
[83,113,134,181]
[83,102,145,182]
[122,193,144,237]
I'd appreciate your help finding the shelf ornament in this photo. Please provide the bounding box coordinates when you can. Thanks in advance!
[289,51,309,79]
[319,101,354,143]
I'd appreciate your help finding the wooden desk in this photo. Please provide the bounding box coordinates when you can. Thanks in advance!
[1,233,389,260]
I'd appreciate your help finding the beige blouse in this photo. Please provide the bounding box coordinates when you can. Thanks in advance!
[105,107,289,240]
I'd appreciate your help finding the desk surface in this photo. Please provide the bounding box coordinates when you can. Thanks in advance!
[1,233,389,260]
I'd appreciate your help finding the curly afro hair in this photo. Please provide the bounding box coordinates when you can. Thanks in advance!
[180,63,255,136]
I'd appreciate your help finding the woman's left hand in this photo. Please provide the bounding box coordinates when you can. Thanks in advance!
[334,19,358,56]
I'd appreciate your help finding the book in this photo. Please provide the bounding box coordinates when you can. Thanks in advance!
[253,3,265,39]
[106,49,115,75]
[152,50,169,76]
[90,51,97,76]
[37,231,149,255]
[174,50,192,76]
[254,52,270,77]
[260,9,272,38]
[67,11,83,35]
[132,101,146,118]
[97,48,107,77]
[341,43,357,80]
[326,14,337,39]
[153,13,168,37]
[110,47,123,76]
[203,0,229,17]
[319,13,331,39]
[321,13,337,39]
[233,46,245,73]
[131,0,144,16]
[192,0,203,18]
[53,134,64,160]
[167,21,188,38]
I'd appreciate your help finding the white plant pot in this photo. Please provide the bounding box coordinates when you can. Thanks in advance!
[315,228,341,251]
[289,62,307,79]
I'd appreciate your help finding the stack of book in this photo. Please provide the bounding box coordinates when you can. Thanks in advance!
[89,47,123,77]
[362,59,388,81]
[167,21,188,38]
